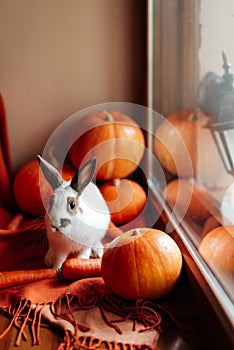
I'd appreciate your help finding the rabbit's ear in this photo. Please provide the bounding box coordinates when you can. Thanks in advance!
[37,155,63,189]
[71,158,96,195]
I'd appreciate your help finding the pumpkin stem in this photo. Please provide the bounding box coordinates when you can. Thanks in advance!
[130,228,141,236]
[113,178,121,187]
[187,108,201,122]
[102,110,114,122]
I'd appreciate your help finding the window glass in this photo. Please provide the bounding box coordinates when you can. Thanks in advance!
[149,0,234,308]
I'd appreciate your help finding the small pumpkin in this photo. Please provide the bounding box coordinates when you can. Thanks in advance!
[199,226,234,277]
[69,110,145,181]
[101,228,183,300]
[153,109,222,180]
[99,178,147,225]
[164,178,210,222]
[13,160,75,217]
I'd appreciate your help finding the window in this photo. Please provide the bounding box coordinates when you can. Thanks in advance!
[147,0,234,344]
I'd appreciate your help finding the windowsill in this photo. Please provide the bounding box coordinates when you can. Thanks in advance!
[148,179,234,349]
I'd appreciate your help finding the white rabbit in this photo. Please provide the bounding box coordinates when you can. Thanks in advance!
[38,156,110,269]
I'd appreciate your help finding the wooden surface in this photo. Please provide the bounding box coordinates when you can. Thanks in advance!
[0,313,61,350]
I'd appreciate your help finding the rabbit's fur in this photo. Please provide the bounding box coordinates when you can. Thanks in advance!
[38,156,110,269]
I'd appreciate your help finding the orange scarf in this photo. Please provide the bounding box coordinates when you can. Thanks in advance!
[0,94,208,349]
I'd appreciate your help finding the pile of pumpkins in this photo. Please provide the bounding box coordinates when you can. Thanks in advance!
[13,108,234,293]
[154,108,214,223]
[154,108,234,280]
[13,110,147,224]
[12,109,183,301]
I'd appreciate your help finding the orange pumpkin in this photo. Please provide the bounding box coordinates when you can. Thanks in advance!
[202,216,221,237]
[199,226,234,276]
[13,160,52,216]
[101,228,183,300]
[60,162,76,180]
[69,110,145,181]
[153,109,221,180]
[13,160,75,217]
[99,178,147,225]
[164,178,210,222]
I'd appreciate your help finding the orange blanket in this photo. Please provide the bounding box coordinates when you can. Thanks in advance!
[0,94,207,349]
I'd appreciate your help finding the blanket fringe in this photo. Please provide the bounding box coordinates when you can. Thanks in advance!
[0,293,160,350]
[0,300,49,347]
[58,331,156,350]
[51,286,161,350]
[0,293,207,350]
[0,299,30,345]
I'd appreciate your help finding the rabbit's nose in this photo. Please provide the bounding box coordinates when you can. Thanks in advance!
[60,218,71,228]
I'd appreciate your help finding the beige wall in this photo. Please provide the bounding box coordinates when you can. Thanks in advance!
[0,0,146,172]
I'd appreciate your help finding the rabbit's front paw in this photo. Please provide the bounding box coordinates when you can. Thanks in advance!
[44,248,66,269]
[91,243,104,259]
[78,247,92,259]
[44,248,67,269]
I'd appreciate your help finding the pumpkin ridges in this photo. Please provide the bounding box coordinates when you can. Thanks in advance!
[128,240,141,299]
[146,234,166,292]
[69,110,145,180]
[142,231,182,296]
[124,238,148,299]
[156,233,182,288]
[102,244,135,299]
[101,123,117,178]
[134,233,159,298]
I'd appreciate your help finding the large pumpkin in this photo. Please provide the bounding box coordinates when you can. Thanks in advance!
[13,160,75,217]
[153,109,224,181]
[99,178,147,225]
[164,178,211,222]
[101,228,183,300]
[60,162,76,181]
[69,110,145,181]
[199,226,234,277]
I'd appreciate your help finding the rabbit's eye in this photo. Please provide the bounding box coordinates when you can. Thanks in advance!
[67,197,78,213]
[70,200,76,210]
